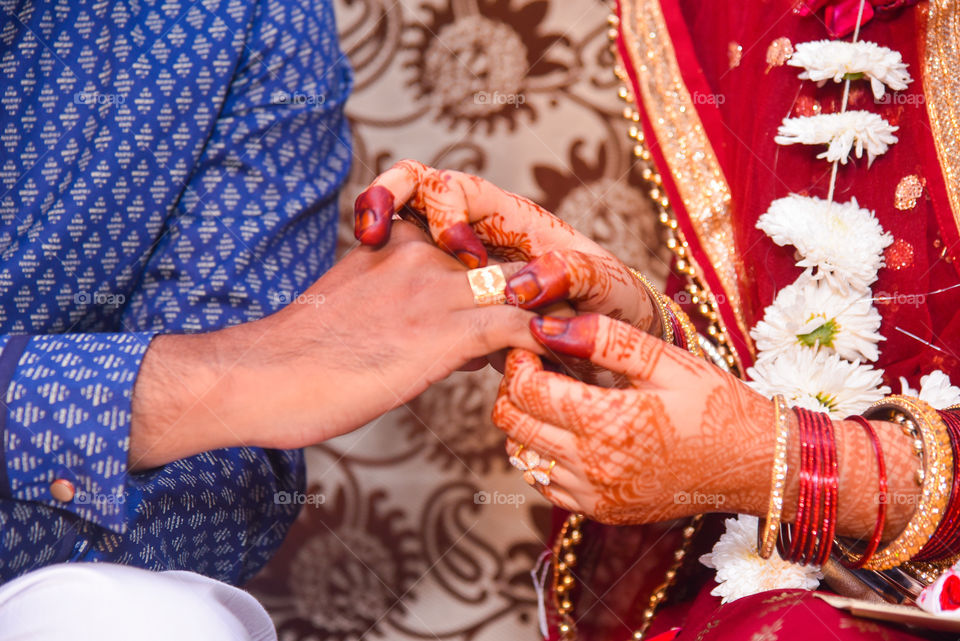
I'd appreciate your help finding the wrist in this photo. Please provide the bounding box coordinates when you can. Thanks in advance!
[129,325,256,470]
[773,415,918,541]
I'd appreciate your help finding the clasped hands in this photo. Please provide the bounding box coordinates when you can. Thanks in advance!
[349,160,778,526]
[130,161,904,539]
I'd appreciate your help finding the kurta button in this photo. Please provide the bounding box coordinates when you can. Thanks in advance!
[50,479,75,503]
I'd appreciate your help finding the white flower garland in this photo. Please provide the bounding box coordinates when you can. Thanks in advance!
[900,370,960,410]
[703,31,943,603]
[750,274,884,363]
[787,40,912,100]
[747,349,890,418]
[775,111,898,165]
[756,194,892,293]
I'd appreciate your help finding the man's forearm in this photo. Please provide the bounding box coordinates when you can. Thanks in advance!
[129,328,255,471]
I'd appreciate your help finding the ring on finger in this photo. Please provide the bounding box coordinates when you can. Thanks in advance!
[508,444,557,487]
[467,264,507,306]
[531,459,556,486]
[508,444,528,471]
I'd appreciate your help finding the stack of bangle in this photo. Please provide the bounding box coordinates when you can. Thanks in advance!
[757,396,956,573]
[911,410,960,562]
[836,416,887,569]
[628,268,703,357]
[860,396,953,570]
[780,408,838,566]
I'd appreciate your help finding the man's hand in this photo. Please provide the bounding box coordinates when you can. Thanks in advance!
[128,223,542,470]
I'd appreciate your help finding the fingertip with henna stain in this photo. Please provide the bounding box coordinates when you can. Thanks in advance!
[505,256,569,309]
[437,221,487,268]
[530,315,598,360]
[354,185,394,246]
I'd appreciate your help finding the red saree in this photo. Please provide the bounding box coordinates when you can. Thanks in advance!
[544,2,960,639]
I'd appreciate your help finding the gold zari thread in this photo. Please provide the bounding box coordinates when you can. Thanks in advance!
[617,0,753,367]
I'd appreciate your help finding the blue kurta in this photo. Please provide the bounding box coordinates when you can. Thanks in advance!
[0,0,351,584]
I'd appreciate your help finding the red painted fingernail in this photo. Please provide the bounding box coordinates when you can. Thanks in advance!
[505,272,542,307]
[506,255,569,308]
[354,185,393,246]
[438,221,487,268]
[455,249,483,270]
[530,315,598,360]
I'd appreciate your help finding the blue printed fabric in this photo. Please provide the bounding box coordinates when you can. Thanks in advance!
[0,0,351,584]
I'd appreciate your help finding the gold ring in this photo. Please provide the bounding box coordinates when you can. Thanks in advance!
[467,265,507,306]
[509,443,557,487]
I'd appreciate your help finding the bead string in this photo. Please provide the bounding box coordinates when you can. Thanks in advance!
[608,13,743,379]
[550,513,702,641]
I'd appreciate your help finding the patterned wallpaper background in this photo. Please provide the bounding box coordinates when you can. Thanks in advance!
[246,1,667,639]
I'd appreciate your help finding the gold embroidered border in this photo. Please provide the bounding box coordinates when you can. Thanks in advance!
[924,1,960,233]
[619,0,753,362]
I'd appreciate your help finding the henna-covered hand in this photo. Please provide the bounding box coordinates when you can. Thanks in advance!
[354,160,658,332]
[493,314,921,538]
[494,313,774,525]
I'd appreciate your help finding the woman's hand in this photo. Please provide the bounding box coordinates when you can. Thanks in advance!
[353,160,659,333]
[493,313,776,525]
[493,313,925,540]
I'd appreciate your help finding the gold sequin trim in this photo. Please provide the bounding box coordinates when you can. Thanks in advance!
[728,41,742,69]
[618,0,752,369]
[884,238,915,271]
[924,2,960,235]
[766,37,794,72]
[895,174,924,210]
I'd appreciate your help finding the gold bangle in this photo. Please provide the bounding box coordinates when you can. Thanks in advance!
[628,268,674,345]
[889,410,926,486]
[758,395,790,559]
[861,395,953,570]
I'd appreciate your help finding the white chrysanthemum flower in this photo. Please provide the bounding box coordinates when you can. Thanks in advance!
[756,194,893,293]
[700,515,822,604]
[900,370,960,410]
[775,111,898,165]
[787,40,912,100]
[747,349,890,418]
[751,275,883,363]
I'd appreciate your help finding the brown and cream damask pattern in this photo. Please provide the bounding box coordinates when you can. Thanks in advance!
[246,1,666,639]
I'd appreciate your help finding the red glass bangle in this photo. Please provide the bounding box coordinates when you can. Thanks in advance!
[786,409,837,566]
[667,311,686,351]
[816,413,839,567]
[801,410,825,565]
[839,416,886,569]
[912,410,960,561]
[787,408,810,562]
[789,408,817,563]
